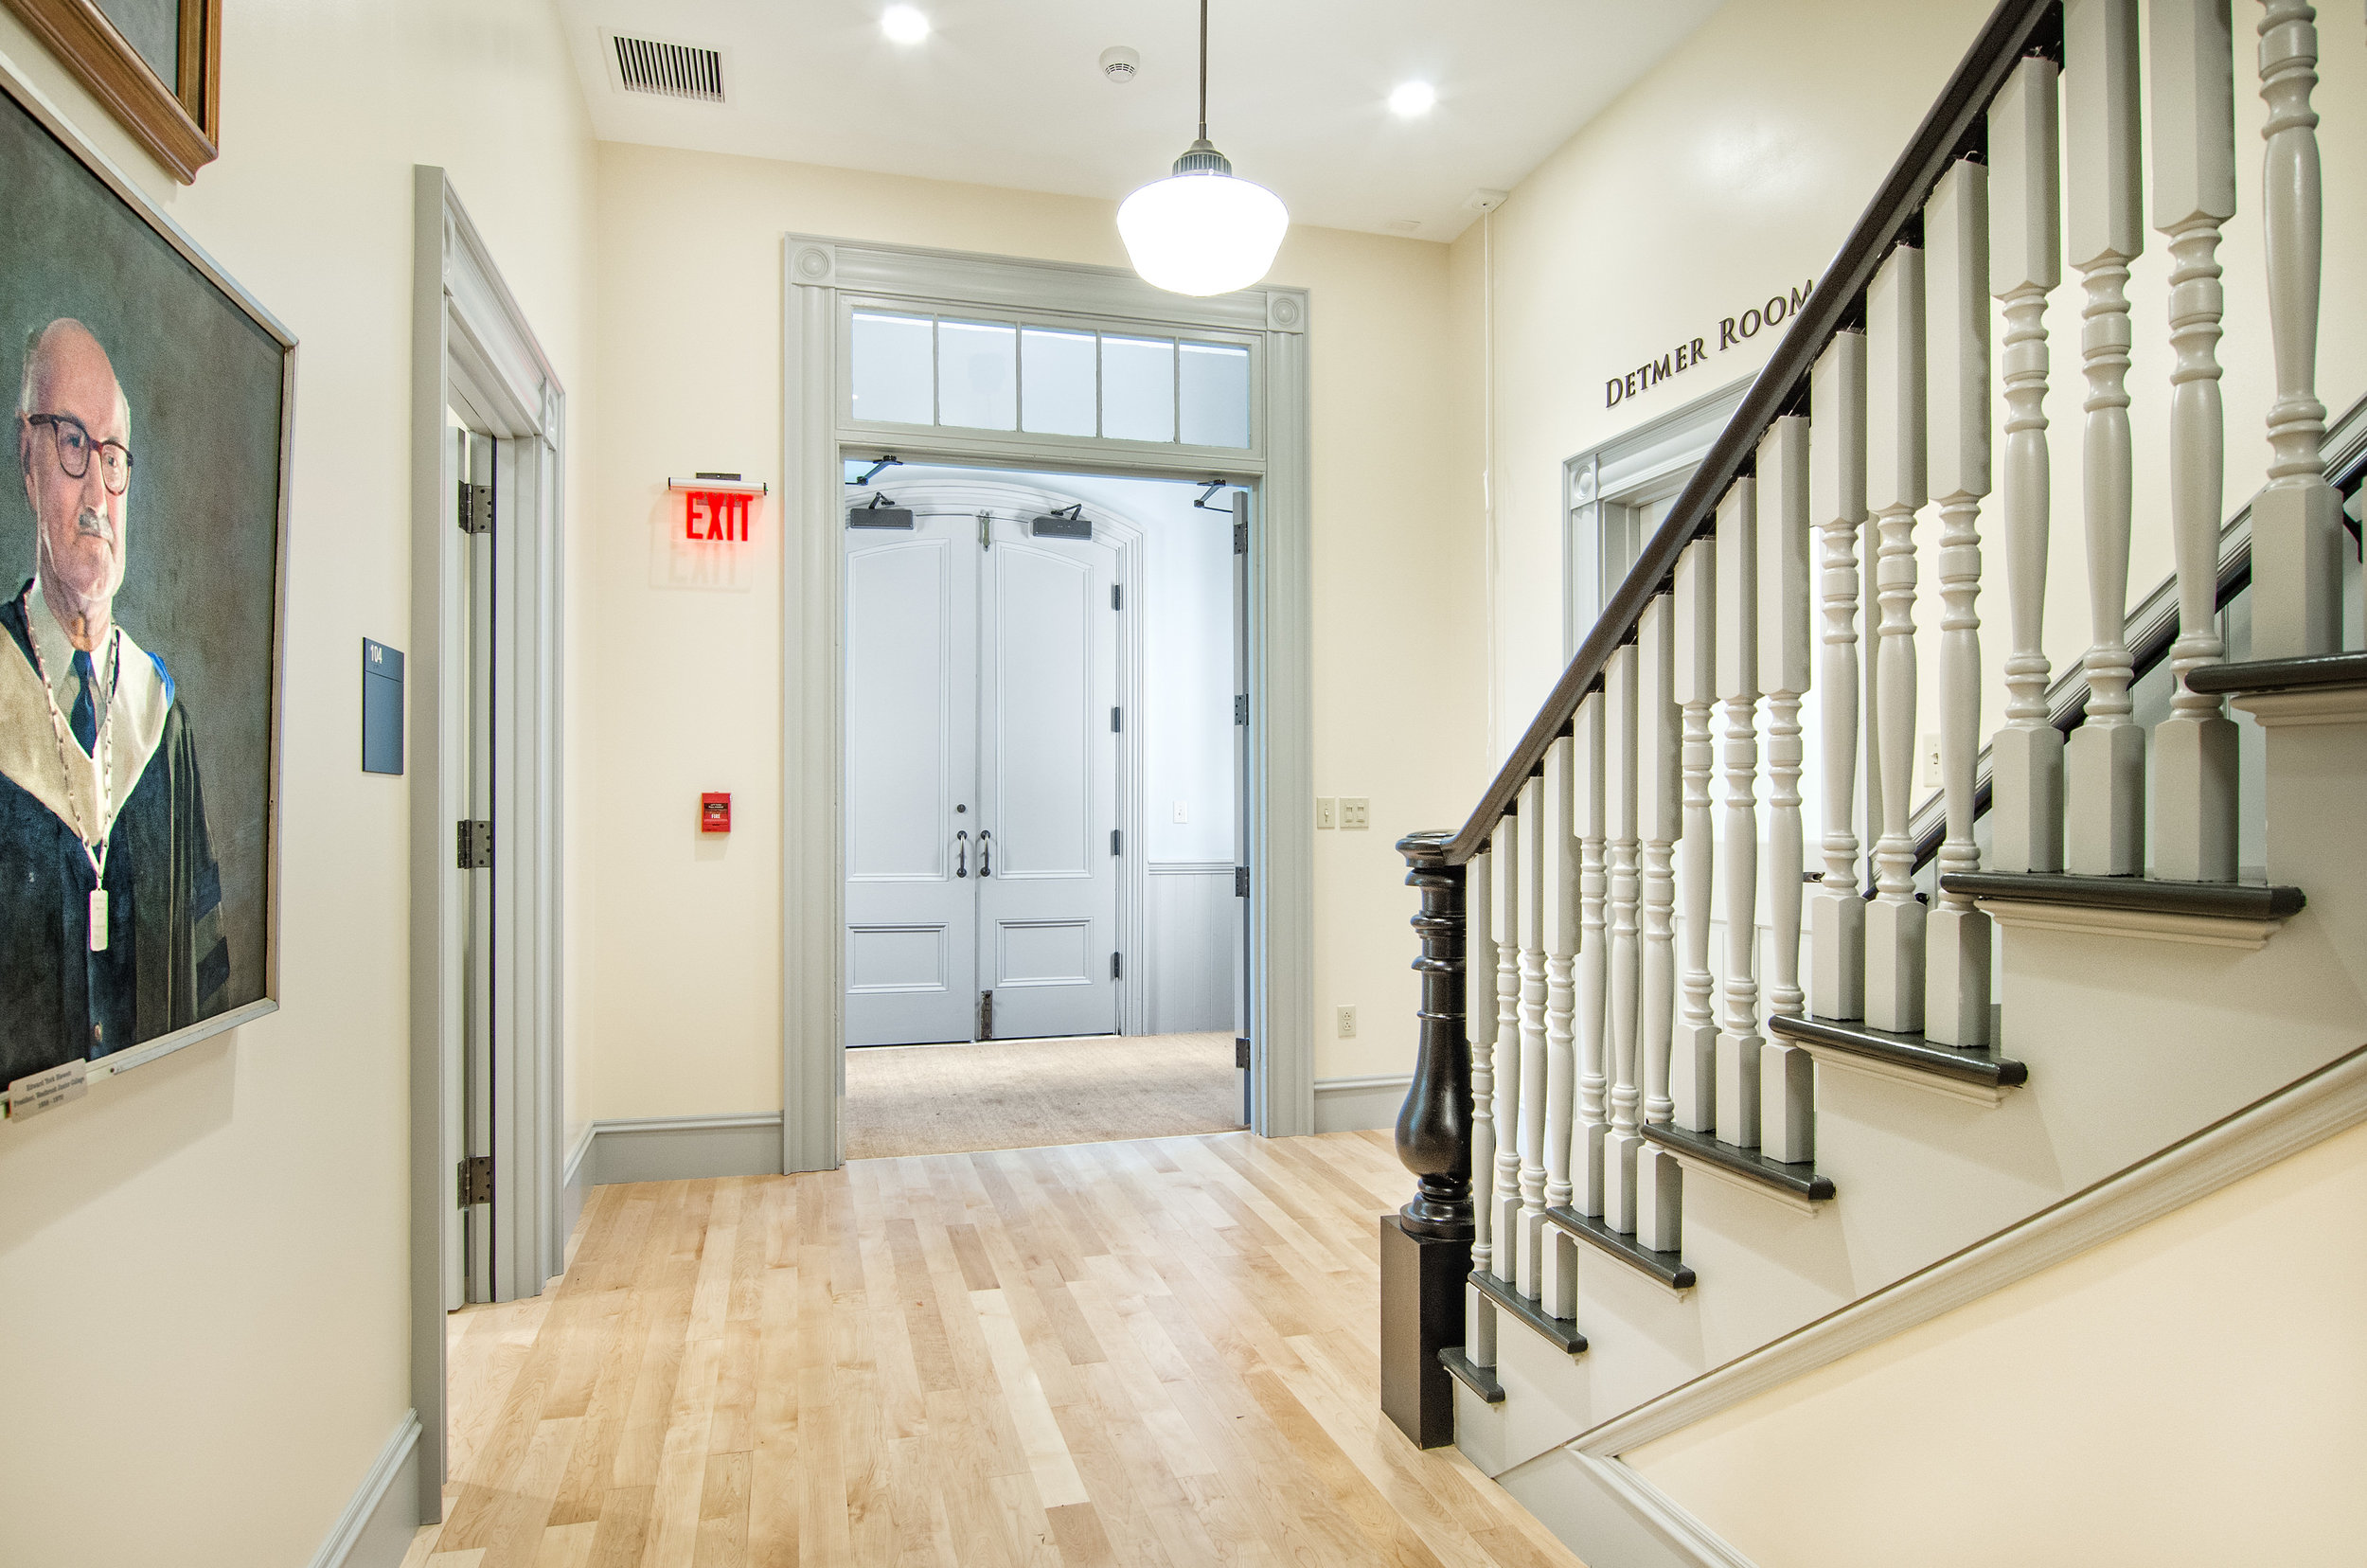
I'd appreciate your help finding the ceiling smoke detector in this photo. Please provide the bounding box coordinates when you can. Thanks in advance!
[1099,45,1140,82]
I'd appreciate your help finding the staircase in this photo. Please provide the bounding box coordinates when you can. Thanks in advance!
[1377,0,2367,1555]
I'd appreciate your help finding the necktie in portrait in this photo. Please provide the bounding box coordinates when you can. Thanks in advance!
[69,650,98,755]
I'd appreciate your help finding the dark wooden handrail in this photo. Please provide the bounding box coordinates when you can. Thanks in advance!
[1442,0,2060,865]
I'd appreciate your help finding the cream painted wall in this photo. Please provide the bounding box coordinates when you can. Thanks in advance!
[0,4,597,1566]
[1628,1114,2367,1567]
[1459,0,2367,769]
[584,142,1483,1119]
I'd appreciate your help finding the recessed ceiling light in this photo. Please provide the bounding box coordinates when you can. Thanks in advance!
[881,6,930,45]
[1388,81,1436,116]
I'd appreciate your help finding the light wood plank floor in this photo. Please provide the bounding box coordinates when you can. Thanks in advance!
[402,1130,1583,1568]
[844,1032,1243,1160]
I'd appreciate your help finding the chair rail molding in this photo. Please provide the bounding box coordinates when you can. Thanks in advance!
[780,234,1315,1169]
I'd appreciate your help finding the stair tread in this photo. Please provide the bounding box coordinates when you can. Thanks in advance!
[2184,650,2367,696]
[1467,1269,1588,1355]
[1544,1205,1697,1290]
[1640,1122,1836,1202]
[1438,1346,1505,1404]
[1769,1013,2027,1088]
[1942,870,2304,922]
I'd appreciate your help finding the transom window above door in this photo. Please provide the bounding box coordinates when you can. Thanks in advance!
[848,307,1253,450]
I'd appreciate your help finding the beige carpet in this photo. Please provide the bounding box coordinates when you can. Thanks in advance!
[842,1030,1244,1160]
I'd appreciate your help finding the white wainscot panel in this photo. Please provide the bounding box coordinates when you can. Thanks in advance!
[1148,862,1235,1033]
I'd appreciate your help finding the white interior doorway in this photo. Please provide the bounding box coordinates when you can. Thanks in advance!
[841,464,1244,1078]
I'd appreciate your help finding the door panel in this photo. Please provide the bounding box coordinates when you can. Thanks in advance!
[845,516,979,1045]
[979,519,1121,1040]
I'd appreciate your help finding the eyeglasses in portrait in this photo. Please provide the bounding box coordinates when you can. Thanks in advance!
[0,64,290,1097]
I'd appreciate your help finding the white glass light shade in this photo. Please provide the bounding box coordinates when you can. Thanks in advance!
[1117,171,1289,296]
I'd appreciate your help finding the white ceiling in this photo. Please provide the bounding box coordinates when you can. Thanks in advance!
[555,0,1728,241]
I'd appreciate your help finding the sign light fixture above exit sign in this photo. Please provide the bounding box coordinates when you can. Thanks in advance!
[668,472,768,543]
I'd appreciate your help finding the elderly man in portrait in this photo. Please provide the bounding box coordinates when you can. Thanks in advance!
[1,318,226,1086]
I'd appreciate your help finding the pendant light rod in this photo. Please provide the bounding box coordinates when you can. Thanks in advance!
[1198,0,1209,143]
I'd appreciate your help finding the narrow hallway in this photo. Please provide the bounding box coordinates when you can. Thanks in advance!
[403,1131,1579,1567]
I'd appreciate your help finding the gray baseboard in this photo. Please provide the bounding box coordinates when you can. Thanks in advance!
[1312,1074,1412,1133]
[1499,1447,1757,1568]
[562,1123,594,1237]
[572,1112,787,1186]
[307,1409,423,1568]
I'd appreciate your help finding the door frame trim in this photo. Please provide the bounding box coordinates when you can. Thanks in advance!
[783,236,1315,1167]
[408,166,569,1523]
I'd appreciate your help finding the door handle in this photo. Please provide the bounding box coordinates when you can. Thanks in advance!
[954,829,969,878]
[978,830,992,877]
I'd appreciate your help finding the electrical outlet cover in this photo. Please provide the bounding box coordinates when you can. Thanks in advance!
[1336,1005,1357,1038]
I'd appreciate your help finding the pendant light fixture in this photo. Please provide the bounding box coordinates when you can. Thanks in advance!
[1116,0,1288,296]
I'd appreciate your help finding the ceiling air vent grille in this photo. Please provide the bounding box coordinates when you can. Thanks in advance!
[614,36,724,102]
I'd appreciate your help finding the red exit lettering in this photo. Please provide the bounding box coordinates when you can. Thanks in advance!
[685,490,754,543]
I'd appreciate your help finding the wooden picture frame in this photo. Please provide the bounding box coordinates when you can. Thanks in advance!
[2,0,219,181]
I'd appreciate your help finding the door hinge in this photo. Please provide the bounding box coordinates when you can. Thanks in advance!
[978,989,994,1041]
[1235,1036,1252,1069]
[1234,694,1249,725]
[457,1154,493,1206]
[1233,520,1247,555]
[456,819,493,869]
[1111,706,1122,733]
[1112,583,1123,611]
[1111,829,1122,857]
[1235,865,1250,898]
[1112,952,1123,980]
[979,510,991,551]
[457,481,494,536]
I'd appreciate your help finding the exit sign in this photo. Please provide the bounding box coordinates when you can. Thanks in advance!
[667,473,767,543]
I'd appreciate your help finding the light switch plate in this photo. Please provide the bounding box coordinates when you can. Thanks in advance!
[1336,1005,1357,1038]
[1919,732,1941,790]
[1172,800,1189,823]
[1340,797,1370,829]
[1315,796,1338,829]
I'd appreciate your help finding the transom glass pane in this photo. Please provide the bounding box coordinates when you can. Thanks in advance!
[1021,328,1097,437]
[1099,335,1176,443]
[936,320,1018,430]
[851,312,934,426]
[1178,342,1251,449]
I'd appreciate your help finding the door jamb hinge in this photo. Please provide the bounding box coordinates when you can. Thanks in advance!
[1233,521,1246,555]
[1112,583,1122,611]
[1111,706,1122,733]
[978,989,994,1041]
[1235,865,1250,898]
[456,819,493,869]
[457,1154,493,1206]
[1234,694,1249,725]
[457,481,493,536]
[1111,829,1122,857]
[1112,952,1123,980]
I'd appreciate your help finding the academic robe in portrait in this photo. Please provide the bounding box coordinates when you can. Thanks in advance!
[0,587,227,1084]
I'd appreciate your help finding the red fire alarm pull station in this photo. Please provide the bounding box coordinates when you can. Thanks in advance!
[669,473,768,543]
[702,793,732,833]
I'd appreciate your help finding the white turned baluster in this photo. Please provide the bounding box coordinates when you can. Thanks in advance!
[2066,0,2147,875]
[2251,0,2342,658]
[1672,538,1719,1129]
[1540,736,1581,1319]
[1988,51,2068,874]
[1926,157,1995,1046]
[1602,646,1644,1232]
[1756,415,1817,1156]
[1715,478,1764,1146]
[1575,694,1611,1215]
[1866,241,1928,1032]
[1465,845,1498,1366]
[1491,812,1522,1286]
[2154,0,2242,880]
[1807,332,1870,1019]
[1634,596,1684,1251]
[1515,773,1548,1300]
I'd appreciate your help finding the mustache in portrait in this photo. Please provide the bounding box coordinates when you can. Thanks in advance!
[74,506,114,543]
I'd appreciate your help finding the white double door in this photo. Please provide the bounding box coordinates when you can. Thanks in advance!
[845,505,1123,1046]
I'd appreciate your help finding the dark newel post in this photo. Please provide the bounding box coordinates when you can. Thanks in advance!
[1380,829,1472,1449]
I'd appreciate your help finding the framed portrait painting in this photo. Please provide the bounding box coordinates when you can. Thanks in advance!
[0,51,288,1110]
[1,0,219,181]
